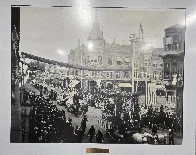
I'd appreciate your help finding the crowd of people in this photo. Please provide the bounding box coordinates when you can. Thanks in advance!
[20,76,182,144]
[79,86,181,144]
[20,81,106,143]
[26,93,105,143]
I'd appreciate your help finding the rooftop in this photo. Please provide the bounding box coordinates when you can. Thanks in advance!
[165,24,185,31]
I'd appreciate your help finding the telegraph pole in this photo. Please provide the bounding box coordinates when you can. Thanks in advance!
[129,34,136,93]
[136,59,140,92]
[145,73,148,107]
[79,39,83,90]
[81,53,83,89]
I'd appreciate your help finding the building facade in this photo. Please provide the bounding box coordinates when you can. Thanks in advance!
[163,24,185,51]
[68,12,136,91]
[160,24,185,116]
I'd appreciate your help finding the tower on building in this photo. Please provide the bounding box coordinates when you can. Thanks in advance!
[87,10,105,51]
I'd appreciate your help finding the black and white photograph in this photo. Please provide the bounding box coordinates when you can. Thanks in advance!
[11,6,185,145]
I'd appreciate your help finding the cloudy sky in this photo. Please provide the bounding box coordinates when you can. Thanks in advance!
[19,7,185,63]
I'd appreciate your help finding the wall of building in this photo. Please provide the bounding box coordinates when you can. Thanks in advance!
[163,24,185,51]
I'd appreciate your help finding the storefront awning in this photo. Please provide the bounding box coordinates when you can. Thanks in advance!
[118,83,132,88]
[156,85,165,90]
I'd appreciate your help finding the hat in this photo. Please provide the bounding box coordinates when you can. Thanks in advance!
[143,137,147,142]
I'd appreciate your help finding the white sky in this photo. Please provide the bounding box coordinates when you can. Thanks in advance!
[19,7,185,63]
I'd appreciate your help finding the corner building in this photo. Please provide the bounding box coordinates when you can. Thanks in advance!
[68,13,134,91]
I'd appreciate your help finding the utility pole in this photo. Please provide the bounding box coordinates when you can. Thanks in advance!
[129,34,136,93]
[81,54,83,89]
[145,78,148,107]
[136,59,140,92]
[79,39,83,90]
